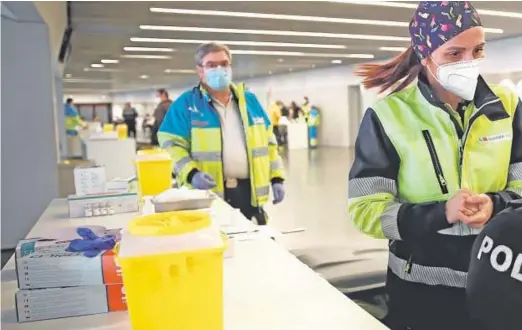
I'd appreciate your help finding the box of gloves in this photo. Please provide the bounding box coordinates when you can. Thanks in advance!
[15,226,123,290]
[16,284,127,323]
[14,226,127,322]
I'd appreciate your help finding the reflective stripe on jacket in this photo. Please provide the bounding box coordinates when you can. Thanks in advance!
[158,83,285,207]
[348,75,522,289]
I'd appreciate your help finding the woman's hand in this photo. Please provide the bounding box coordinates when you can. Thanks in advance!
[446,189,478,224]
[460,194,494,229]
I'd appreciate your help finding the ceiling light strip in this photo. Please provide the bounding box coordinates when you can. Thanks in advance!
[229,50,374,58]
[63,79,113,83]
[379,46,408,52]
[130,37,347,49]
[84,68,122,72]
[164,69,196,73]
[149,7,408,27]
[120,54,172,59]
[330,1,521,19]
[139,25,410,42]
[123,47,175,52]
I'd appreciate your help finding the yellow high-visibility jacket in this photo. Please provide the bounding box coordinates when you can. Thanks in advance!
[158,83,285,207]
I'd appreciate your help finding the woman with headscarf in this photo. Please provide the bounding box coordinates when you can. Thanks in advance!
[348,2,522,330]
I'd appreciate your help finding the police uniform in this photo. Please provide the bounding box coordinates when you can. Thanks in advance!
[467,200,522,330]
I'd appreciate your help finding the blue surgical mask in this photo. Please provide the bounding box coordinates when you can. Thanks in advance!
[205,67,232,91]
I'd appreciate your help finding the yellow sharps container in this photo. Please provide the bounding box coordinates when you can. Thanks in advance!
[117,211,225,330]
[135,150,173,197]
[116,124,128,139]
[103,123,115,132]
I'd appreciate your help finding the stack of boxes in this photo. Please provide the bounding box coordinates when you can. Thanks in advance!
[14,230,128,322]
[68,165,139,219]
[14,166,136,323]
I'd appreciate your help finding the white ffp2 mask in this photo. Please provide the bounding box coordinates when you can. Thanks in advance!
[429,58,482,101]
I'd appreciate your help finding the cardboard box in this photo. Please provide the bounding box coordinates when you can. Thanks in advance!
[58,159,97,198]
[74,165,106,196]
[105,177,136,194]
[16,284,127,323]
[67,192,139,218]
[16,233,123,290]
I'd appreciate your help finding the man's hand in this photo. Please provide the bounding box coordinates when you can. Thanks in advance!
[446,189,479,224]
[191,172,217,190]
[460,194,494,229]
[272,183,285,204]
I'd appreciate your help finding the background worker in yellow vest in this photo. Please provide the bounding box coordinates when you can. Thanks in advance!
[302,96,311,121]
[307,105,320,148]
[64,98,85,156]
[158,42,285,224]
[268,100,283,145]
[349,2,522,330]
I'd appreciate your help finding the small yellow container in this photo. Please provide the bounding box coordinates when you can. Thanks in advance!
[117,211,225,330]
[116,124,128,139]
[135,150,173,197]
[103,123,115,132]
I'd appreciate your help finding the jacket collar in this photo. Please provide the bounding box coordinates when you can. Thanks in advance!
[196,83,240,105]
[417,73,509,121]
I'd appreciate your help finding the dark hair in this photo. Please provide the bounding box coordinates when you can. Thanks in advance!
[66,98,73,104]
[156,88,168,98]
[355,46,423,94]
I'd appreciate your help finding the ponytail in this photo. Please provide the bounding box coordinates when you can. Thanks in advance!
[355,46,423,94]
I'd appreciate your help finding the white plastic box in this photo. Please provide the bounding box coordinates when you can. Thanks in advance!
[67,192,139,218]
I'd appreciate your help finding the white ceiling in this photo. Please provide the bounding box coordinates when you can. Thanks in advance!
[64,1,522,95]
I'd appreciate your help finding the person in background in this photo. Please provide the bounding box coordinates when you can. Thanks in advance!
[158,42,285,223]
[348,2,521,330]
[152,88,172,145]
[268,100,283,145]
[467,200,522,330]
[64,98,85,156]
[302,96,311,121]
[122,102,138,137]
[290,101,303,121]
[280,102,290,118]
[307,105,320,148]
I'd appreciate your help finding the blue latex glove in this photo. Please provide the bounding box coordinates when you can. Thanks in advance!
[272,183,285,204]
[192,171,217,190]
[66,227,117,258]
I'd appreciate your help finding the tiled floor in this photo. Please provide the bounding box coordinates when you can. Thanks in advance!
[265,147,387,252]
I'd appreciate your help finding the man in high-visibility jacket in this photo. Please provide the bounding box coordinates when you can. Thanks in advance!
[64,98,85,156]
[307,106,320,148]
[158,42,285,223]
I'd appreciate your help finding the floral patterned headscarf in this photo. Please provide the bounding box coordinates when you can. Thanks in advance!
[409,1,482,59]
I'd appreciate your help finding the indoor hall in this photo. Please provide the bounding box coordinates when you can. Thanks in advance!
[2,1,522,330]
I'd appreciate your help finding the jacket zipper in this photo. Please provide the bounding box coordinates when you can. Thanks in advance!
[422,130,449,195]
[458,98,501,190]
[404,255,413,274]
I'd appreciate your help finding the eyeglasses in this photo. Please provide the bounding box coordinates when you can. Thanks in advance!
[200,61,231,69]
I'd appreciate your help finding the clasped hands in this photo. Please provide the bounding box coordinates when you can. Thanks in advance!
[445,189,494,228]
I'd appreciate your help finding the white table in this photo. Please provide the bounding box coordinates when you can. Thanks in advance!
[286,122,309,150]
[82,138,136,180]
[1,199,389,330]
